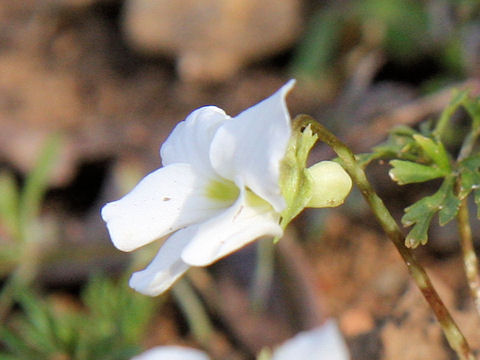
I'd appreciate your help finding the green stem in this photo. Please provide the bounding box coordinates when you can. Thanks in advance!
[457,198,480,316]
[294,115,475,360]
[251,238,275,311]
[456,125,480,318]
[172,278,214,346]
[458,127,480,162]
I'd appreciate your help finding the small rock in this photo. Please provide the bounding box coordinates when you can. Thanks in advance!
[122,0,302,82]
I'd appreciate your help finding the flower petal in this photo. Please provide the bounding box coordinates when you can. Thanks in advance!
[181,188,282,266]
[161,106,229,177]
[131,346,210,360]
[101,163,224,252]
[129,230,191,296]
[209,80,295,212]
[272,320,350,360]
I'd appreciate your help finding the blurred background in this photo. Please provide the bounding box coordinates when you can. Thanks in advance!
[0,0,479,359]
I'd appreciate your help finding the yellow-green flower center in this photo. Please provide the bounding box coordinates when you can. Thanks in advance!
[206,178,271,209]
[245,189,269,208]
[206,179,240,202]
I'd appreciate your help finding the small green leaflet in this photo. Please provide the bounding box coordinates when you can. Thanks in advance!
[388,134,451,185]
[402,176,460,248]
[389,160,446,185]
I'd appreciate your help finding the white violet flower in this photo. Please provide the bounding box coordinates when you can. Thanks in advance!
[130,345,209,360]
[101,80,351,296]
[271,320,350,360]
[131,320,350,360]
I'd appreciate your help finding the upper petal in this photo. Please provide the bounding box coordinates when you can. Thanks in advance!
[209,80,295,212]
[101,163,224,252]
[161,106,229,177]
[181,187,283,267]
[129,229,191,296]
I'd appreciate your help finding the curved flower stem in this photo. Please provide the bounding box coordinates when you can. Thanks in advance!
[294,115,475,360]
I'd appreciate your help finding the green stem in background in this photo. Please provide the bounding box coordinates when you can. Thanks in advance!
[0,134,61,319]
[251,238,275,311]
[294,115,475,360]
[172,278,214,347]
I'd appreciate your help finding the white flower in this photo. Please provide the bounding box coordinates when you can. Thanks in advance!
[131,321,350,360]
[101,80,352,297]
[130,345,209,360]
[102,80,295,296]
[271,320,350,360]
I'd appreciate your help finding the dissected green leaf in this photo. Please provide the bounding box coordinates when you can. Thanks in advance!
[405,215,433,248]
[389,160,446,185]
[0,275,156,360]
[82,274,157,346]
[459,154,480,218]
[463,96,480,130]
[438,186,461,225]
[433,90,469,139]
[412,134,451,172]
[14,290,60,354]
[358,126,419,167]
[0,326,40,358]
[361,90,480,249]
[402,177,459,247]
[458,155,480,200]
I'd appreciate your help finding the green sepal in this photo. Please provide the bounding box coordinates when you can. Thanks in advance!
[389,160,446,185]
[279,125,317,231]
[402,176,459,248]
